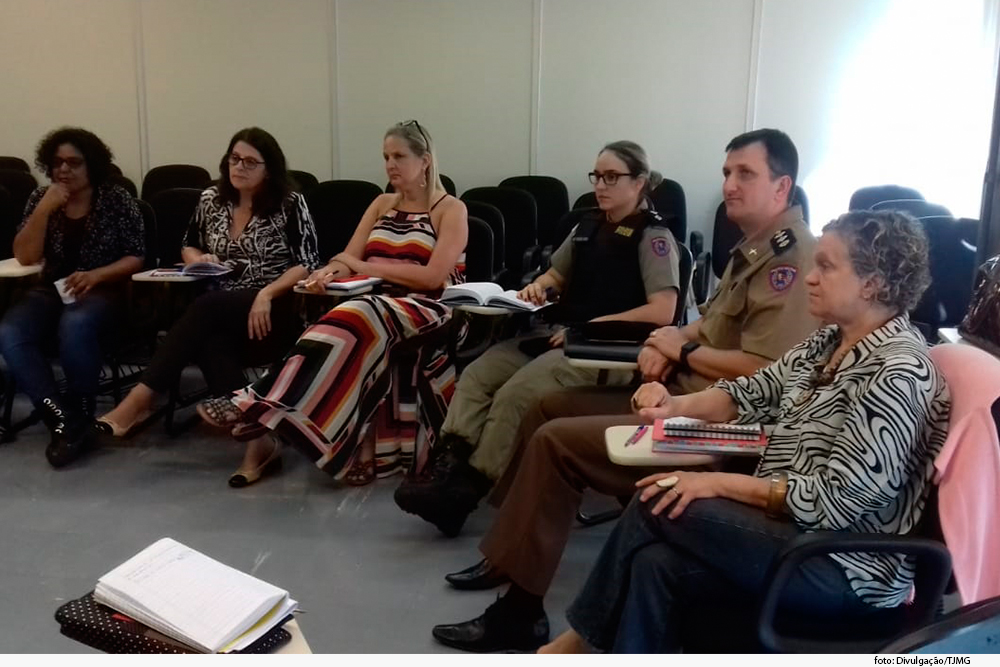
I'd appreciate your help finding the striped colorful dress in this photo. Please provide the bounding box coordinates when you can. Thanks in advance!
[231,199,465,479]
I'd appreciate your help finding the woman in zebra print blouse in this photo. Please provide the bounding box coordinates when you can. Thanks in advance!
[541,209,951,654]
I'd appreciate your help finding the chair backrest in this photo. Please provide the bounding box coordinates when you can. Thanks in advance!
[881,595,1000,653]
[108,173,138,198]
[711,202,743,279]
[649,178,687,243]
[0,156,30,172]
[148,187,203,267]
[135,199,158,269]
[871,199,952,219]
[463,200,505,273]
[573,191,597,210]
[141,164,212,202]
[674,242,693,325]
[461,186,537,283]
[0,185,14,260]
[792,184,810,223]
[385,173,457,196]
[499,175,570,248]
[288,170,319,195]
[850,185,924,211]
[0,169,38,219]
[306,179,383,262]
[463,216,494,283]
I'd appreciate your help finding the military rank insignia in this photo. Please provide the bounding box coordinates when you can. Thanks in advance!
[615,226,634,238]
[770,228,796,255]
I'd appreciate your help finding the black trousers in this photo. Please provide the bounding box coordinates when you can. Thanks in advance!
[141,289,301,396]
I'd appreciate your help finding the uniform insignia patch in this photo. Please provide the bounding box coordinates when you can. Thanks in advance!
[615,226,634,238]
[769,265,797,292]
[651,237,670,256]
[770,228,797,255]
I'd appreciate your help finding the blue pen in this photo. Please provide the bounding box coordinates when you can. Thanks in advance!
[625,425,648,447]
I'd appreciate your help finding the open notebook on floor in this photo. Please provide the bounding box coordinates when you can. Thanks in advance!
[90,538,298,654]
[652,417,767,455]
[440,281,549,311]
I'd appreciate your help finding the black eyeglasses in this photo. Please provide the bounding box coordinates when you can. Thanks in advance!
[228,154,265,171]
[52,157,85,171]
[588,171,634,186]
[402,119,430,148]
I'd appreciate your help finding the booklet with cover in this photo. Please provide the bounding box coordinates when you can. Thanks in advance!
[296,275,383,292]
[651,417,767,455]
[93,538,298,654]
[440,282,548,311]
[150,262,233,278]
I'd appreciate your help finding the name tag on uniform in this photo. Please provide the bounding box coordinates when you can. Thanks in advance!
[614,226,634,238]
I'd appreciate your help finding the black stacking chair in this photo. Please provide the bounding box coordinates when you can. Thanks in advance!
[289,170,319,195]
[306,180,383,262]
[463,216,494,283]
[0,170,38,220]
[463,200,506,284]
[881,596,1000,653]
[573,192,597,209]
[148,188,203,267]
[108,163,123,176]
[108,174,138,198]
[140,164,212,202]
[0,157,30,172]
[649,179,687,243]
[849,185,924,211]
[499,175,569,250]
[385,173,457,196]
[791,184,810,223]
[0,185,15,260]
[461,186,538,288]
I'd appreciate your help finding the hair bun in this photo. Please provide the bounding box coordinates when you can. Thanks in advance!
[648,170,663,190]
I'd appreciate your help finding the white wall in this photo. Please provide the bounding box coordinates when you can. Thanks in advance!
[0,0,996,240]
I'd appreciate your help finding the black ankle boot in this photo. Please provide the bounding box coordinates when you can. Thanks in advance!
[394,436,493,537]
[39,397,93,468]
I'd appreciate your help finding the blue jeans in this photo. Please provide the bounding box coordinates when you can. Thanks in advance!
[566,496,876,653]
[0,285,121,408]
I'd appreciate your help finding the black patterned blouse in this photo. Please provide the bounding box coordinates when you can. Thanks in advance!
[183,186,321,291]
[21,183,145,282]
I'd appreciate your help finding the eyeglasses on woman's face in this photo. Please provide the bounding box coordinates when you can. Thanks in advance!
[52,157,85,171]
[588,171,634,186]
[228,154,265,171]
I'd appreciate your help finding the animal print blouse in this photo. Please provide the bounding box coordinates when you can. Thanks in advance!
[716,315,950,608]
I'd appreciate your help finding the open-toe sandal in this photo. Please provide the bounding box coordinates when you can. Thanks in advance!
[345,457,376,486]
[197,397,243,428]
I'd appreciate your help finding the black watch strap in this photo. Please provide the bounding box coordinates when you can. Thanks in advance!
[679,341,701,370]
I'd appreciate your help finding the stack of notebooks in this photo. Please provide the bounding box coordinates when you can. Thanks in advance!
[56,538,297,654]
[652,417,767,455]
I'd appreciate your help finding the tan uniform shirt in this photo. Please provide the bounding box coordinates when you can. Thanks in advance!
[673,205,820,394]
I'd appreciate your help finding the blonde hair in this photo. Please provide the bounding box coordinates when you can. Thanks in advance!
[385,120,444,208]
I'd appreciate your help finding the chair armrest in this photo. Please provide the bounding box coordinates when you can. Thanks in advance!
[757,531,952,653]
[520,245,541,277]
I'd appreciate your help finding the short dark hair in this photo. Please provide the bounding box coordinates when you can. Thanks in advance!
[217,127,291,217]
[725,128,798,204]
[35,127,115,188]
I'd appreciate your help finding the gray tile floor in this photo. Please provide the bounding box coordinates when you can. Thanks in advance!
[0,394,615,653]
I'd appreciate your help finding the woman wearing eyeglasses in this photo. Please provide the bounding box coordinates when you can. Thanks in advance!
[96,127,320,443]
[0,127,145,467]
[394,140,682,538]
[539,209,950,654]
[196,120,468,488]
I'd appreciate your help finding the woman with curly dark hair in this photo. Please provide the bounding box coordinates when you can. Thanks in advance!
[95,127,320,445]
[0,127,145,467]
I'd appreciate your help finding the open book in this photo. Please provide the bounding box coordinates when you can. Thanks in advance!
[94,538,298,654]
[296,274,383,292]
[150,262,233,278]
[440,282,548,311]
[651,417,767,455]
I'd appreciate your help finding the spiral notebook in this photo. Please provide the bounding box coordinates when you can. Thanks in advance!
[652,417,766,455]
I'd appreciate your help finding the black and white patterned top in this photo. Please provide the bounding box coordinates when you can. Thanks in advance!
[716,315,950,608]
[184,186,321,291]
[21,183,145,281]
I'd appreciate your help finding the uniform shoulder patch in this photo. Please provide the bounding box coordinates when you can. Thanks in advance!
[768,265,798,292]
[770,228,797,255]
[650,236,671,257]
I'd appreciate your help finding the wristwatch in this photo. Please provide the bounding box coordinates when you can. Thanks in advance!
[679,341,701,370]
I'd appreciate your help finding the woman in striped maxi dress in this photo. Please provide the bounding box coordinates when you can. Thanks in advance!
[200,121,467,487]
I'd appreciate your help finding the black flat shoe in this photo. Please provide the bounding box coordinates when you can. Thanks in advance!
[431,597,549,653]
[445,559,510,591]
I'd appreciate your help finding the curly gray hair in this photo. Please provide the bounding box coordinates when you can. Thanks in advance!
[822,209,931,314]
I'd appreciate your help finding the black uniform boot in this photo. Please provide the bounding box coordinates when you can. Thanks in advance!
[394,435,493,537]
[39,396,93,468]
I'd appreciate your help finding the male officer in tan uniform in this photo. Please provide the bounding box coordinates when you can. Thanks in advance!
[430,129,822,653]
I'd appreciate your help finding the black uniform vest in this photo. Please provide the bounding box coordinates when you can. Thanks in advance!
[556,207,665,325]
